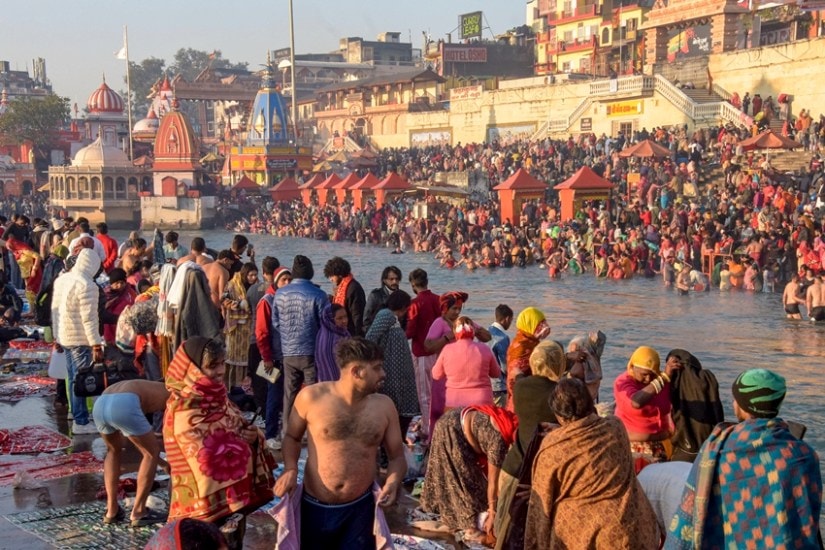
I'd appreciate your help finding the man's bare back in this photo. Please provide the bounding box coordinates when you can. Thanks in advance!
[176,252,213,267]
[297,382,392,503]
[202,261,229,309]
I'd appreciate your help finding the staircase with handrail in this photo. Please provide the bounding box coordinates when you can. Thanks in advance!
[537,74,753,136]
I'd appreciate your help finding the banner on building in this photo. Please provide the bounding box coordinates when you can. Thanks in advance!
[450,85,483,101]
[606,100,643,117]
[486,124,536,145]
[410,129,452,148]
[460,11,483,40]
[443,46,488,63]
[666,22,711,62]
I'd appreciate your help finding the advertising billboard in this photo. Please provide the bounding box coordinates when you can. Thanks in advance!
[460,11,483,40]
[666,22,711,62]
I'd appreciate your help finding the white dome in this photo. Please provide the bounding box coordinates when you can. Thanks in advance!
[72,136,132,168]
[134,116,159,133]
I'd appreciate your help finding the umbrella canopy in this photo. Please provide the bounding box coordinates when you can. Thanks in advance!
[200,152,223,163]
[554,166,613,190]
[348,156,378,168]
[739,129,800,151]
[312,160,332,172]
[618,139,672,158]
[231,175,260,192]
[374,172,411,191]
[493,168,546,191]
[327,150,349,163]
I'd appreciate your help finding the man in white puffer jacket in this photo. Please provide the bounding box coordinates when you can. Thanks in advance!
[52,248,105,435]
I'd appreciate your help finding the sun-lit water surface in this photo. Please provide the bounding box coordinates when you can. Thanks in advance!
[124,231,825,466]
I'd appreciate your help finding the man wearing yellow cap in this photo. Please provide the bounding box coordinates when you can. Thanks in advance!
[667,369,822,549]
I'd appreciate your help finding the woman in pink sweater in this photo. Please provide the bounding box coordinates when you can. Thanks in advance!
[432,316,501,409]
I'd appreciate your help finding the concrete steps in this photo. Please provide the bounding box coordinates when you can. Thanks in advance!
[682,88,726,104]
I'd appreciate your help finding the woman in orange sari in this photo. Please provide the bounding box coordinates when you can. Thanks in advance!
[505,307,551,411]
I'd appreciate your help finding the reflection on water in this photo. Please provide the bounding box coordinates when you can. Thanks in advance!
[126,231,825,465]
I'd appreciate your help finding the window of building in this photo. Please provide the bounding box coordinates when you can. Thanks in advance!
[564,30,573,42]
[562,61,571,72]
[627,18,638,31]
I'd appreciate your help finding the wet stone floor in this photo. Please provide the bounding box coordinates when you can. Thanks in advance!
[0,386,461,549]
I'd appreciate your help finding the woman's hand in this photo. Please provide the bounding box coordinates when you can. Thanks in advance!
[240,425,260,444]
[665,356,684,378]
[484,508,496,536]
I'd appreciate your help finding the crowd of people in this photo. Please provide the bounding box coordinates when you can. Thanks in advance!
[0,207,821,548]
[226,122,825,320]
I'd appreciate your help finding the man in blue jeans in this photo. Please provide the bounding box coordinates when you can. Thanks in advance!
[51,248,104,434]
[272,256,328,441]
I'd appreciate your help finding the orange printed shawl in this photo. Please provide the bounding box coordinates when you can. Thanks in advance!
[163,345,274,523]
[333,274,353,307]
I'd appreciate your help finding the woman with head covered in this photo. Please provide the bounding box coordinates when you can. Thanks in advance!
[504,307,551,411]
[526,378,661,549]
[164,337,274,546]
[613,345,681,473]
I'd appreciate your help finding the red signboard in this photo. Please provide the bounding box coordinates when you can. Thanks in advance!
[443,47,488,63]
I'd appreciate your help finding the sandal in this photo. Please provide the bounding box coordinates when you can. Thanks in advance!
[103,506,125,525]
[131,509,167,527]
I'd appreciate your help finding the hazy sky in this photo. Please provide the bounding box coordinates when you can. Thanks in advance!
[1,1,526,108]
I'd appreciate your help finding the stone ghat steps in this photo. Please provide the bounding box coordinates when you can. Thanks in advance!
[767,150,813,172]
[681,88,726,104]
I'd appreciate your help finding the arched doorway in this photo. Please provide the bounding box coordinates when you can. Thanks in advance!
[22,180,33,195]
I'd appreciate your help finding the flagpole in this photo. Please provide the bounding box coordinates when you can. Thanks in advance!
[123,25,134,161]
[288,0,299,155]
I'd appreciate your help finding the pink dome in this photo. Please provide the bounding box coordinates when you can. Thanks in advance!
[87,81,124,113]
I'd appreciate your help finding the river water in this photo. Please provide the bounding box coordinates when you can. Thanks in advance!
[127,230,825,465]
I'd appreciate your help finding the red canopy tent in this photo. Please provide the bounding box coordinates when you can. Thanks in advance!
[351,173,381,209]
[230,175,260,193]
[315,174,342,205]
[269,177,302,202]
[373,172,411,208]
[617,139,672,158]
[333,173,360,204]
[492,168,546,226]
[553,166,614,221]
[299,173,325,206]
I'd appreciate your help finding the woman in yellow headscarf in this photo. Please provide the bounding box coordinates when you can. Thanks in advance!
[613,345,682,473]
[505,307,551,411]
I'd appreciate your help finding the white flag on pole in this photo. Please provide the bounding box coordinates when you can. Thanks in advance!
[115,44,127,60]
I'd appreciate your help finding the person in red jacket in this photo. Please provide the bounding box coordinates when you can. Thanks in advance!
[255,266,292,449]
[405,268,441,438]
[95,222,119,273]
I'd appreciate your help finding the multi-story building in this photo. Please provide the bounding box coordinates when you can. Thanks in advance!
[533,0,649,76]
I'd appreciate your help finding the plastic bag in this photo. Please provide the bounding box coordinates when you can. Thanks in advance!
[47,349,68,379]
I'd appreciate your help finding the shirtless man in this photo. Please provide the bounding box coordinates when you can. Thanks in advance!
[274,337,405,549]
[93,379,169,527]
[176,237,214,267]
[807,275,825,322]
[782,274,805,319]
[202,250,235,310]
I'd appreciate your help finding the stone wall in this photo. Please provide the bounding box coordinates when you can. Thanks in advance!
[708,36,825,112]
